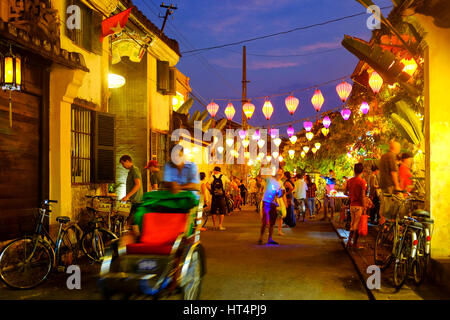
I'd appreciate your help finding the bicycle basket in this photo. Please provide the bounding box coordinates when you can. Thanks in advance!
[93,199,112,214]
[382,194,407,220]
[116,202,132,217]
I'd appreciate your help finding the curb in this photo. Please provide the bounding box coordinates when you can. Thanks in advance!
[330,220,376,301]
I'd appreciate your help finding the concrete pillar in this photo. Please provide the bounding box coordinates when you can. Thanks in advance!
[49,66,86,224]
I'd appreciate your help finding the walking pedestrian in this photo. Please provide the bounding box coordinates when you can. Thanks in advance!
[345,163,369,249]
[258,167,284,245]
[306,175,317,218]
[322,170,336,221]
[200,172,210,231]
[248,177,258,207]
[119,155,143,226]
[282,171,295,230]
[294,172,308,221]
[144,160,161,190]
[255,175,264,213]
[207,167,230,231]
[239,179,248,206]
[369,165,381,224]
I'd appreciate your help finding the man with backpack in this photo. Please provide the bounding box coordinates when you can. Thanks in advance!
[207,166,230,231]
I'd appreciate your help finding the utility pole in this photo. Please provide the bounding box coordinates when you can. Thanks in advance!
[159,2,178,35]
[242,46,250,181]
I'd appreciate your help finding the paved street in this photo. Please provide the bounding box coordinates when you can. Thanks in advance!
[0,204,369,300]
[200,205,368,300]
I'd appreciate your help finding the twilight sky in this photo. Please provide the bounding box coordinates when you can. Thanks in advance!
[133,0,393,135]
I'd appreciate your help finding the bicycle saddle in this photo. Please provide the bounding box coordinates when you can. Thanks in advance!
[56,216,71,224]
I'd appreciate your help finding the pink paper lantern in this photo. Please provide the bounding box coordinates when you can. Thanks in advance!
[322,116,331,129]
[287,125,295,137]
[303,121,313,132]
[360,102,370,115]
[341,108,351,120]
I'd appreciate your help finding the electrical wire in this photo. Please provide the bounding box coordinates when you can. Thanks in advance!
[180,5,394,54]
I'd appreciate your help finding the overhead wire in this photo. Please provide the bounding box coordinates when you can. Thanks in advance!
[180,5,394,54]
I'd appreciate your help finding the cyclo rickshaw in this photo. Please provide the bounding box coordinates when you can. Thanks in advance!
[97,190,206,300]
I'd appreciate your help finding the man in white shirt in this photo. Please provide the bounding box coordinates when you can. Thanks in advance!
[293,173,308,221]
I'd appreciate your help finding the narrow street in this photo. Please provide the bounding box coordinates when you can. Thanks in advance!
[0,205,368,300]
[200,205,368,300]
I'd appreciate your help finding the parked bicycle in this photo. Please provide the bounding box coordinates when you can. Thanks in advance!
[0,200,81,289]
[373,192,433,289]
[82,196,119,263]
[294,198,306,222]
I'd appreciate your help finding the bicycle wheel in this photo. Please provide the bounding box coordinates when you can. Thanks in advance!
[393,231,413,289]
[413,231,429,285]
[0,237,53,289]
[182,247,203,300]
[374,223,394,270]
[81,228,117,263]
[58,226,80,268]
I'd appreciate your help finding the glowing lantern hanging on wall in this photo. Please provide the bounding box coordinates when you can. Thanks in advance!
[287,125,295,137]
[243,101,255,119]
[322,116,331,129]
[341,108,351,120]
[311,89,324,112]
[336,81,352,103]
[369,71,383,94]
[360,101,370,115]
[306,132,314,141]
[1,46,22,127]
[303,121,313,132]
[262,100,274,120]
[285,95,299,115]
[207,101,219,118]
[224,103,235,121]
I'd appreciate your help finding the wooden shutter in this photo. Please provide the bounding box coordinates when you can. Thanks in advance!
[167,67,176,95]
[157,60,169,93]
[91,10,103,55]
[92,111,115,183]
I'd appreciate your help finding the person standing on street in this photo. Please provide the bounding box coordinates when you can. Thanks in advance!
[258,168,284,245]
[379,140,402,223]
[306,175,317,218]
[399,152,414,193]
[322,170,336,221]
[207,167,230,231]
[255,175,264,213]
[239,179,248,206]
[144,160,161,190]
[119,155,143,226]
[345,163,369,249]
[293,172,308,221]
[369,165,381,224]
[283,171,295,230]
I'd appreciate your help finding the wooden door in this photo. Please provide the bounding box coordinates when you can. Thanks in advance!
[0,52,48,241]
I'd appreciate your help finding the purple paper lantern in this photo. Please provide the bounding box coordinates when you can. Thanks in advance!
[323,116,331,129]
[238,129,247,140]
[360,102,370,115]
[253,129,261,140]
[303,121,313,132]
[270,128,279,139]
[341,108,351,120]
[287,125,295,137]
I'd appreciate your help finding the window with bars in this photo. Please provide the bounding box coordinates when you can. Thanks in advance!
[71,106,92,184]
[151,131,168,170]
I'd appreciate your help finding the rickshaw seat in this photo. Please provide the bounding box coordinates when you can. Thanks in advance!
[126,212,188,255]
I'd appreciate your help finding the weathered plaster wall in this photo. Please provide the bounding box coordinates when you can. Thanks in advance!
[418,14,450,259]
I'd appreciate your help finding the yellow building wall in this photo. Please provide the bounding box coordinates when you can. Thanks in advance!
[147,57,171,132]
[48,0,110,223]
[418,14,450,259]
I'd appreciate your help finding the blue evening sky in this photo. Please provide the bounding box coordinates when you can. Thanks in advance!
[133,0,393,135]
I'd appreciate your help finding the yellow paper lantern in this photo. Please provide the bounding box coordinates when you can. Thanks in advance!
[369,71,383,94]
[243,101,255,119]
[306,132,314,141]
[321,128,329,136]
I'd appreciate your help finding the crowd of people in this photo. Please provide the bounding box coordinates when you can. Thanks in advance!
[116,139,415,247]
